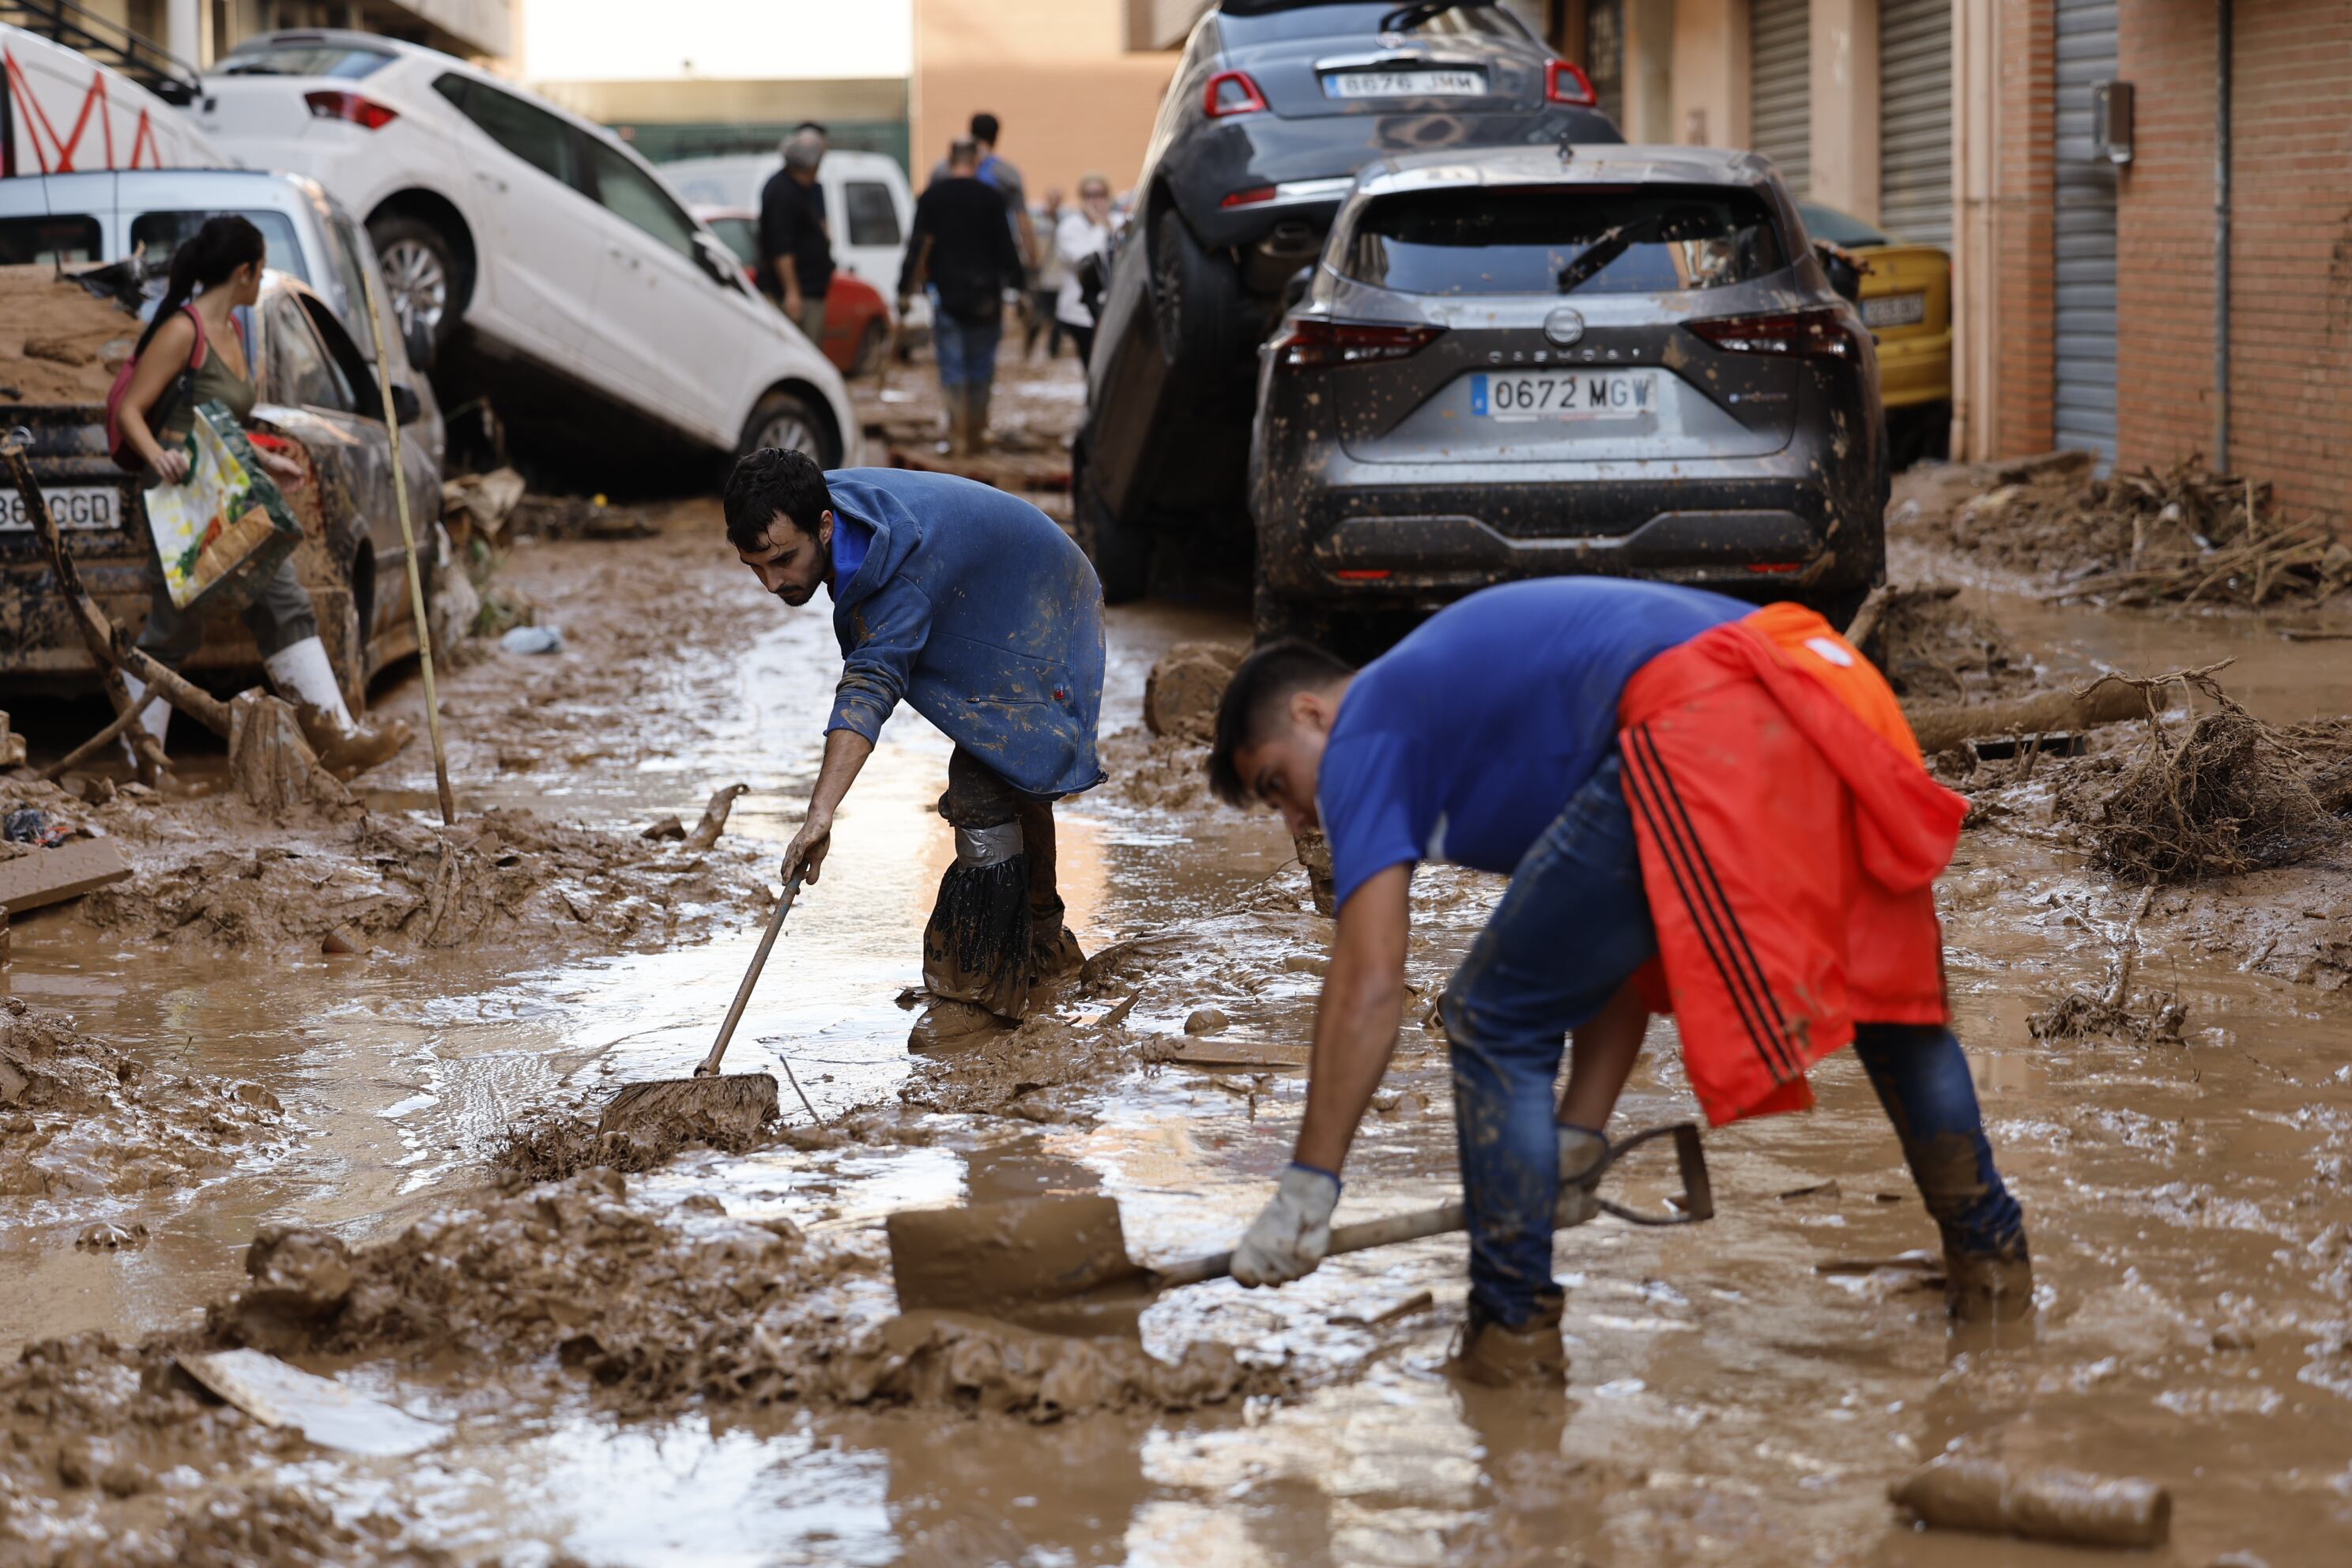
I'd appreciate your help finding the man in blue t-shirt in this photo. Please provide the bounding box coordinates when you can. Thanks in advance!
[1204,579,2028,1388]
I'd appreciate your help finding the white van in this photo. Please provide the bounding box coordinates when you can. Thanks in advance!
[194,30,861,467]
[659,149,924,327]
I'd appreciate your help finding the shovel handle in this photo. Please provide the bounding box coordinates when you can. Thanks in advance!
[1153,1201,1469,1291]
[695,876,801,1077]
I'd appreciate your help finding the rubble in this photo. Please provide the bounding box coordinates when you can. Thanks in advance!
[0,265,139,405]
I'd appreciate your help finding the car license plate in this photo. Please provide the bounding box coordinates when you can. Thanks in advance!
[1325,69,1487,98]
[1861,292,1927,329]
[0,484,121,530]
[1472,371,1656,422]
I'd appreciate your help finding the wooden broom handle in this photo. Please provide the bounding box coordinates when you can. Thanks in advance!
[695,876,801,1076]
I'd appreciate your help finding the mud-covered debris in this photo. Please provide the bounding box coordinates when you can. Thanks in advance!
[0,999,288,1200]
[1182,1006,1228,1035]
[900,1015,1124,1123]
[1852,584,2041,703]
[508,493,662,541]
[490,1106,768,1182]
[2057,670,2346,882]
[1948,454,2344,605]
[74,1220,148,1250]
[2027,990,2188,1042]
[1889,1453,2170,1550]
[1143,641,1246,742]
[82,805,762,956]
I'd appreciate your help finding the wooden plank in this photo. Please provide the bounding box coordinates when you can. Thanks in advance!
[0,837,130,914]
[1152,1037,1311,1072]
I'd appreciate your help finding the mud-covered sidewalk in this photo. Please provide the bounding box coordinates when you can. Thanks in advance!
[5,418,2352,1565]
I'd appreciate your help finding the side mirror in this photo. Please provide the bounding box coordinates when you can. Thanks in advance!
[695,234,742,289]
[390,383,422,424]
[1814,240,1864,304]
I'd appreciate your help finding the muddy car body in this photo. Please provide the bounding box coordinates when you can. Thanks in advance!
[1250,144,1890,646]
[1074,0,1619,600]
[0,270,443,703]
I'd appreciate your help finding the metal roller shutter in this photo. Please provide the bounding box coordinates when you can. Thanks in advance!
[1878,0,1952,246]
[1750,0,1811,197]
[2053,0,2119,465]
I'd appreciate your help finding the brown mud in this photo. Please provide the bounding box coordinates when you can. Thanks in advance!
[0,266,141,406]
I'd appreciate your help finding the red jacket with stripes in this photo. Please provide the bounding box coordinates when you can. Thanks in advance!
[1616,605,1970,1127]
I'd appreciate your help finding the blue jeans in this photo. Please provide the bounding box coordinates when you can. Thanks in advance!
[1439,754,2026,1326]
[929,290,1003,389]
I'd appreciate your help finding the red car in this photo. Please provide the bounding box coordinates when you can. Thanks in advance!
[693,205,891,375]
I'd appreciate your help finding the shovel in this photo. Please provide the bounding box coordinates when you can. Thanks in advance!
[888,1121,1713,1335]
[598,876,804,1140]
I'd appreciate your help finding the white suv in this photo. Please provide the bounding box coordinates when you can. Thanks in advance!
[195,30,860,466]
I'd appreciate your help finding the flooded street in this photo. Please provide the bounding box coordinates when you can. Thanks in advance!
[5,393,2351,1566]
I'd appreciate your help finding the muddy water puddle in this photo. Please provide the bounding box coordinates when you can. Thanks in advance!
[8,511,2352,1563]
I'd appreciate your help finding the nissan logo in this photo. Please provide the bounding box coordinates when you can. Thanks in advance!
[1544,307,1585,346]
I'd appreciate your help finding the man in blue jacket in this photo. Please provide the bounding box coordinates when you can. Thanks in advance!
[725,450,1106,1047]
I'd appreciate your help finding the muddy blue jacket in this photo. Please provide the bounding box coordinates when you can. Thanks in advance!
[824,468,1105,797]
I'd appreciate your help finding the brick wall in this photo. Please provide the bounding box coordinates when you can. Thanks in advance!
[2114,0,2218,474]
[2218,0,2352,529]
[1992,0,2056,458]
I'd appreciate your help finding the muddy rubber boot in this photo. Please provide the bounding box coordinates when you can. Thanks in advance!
[265,636,412,780]
[968,379,993,454]
[1945,1239,2035,1323]
[908,997,1011,1051]
[1031,918,1085,984]
[1446,1292,1567,1390]
[943,390,971,457]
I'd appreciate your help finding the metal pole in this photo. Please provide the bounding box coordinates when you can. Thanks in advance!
[2214,0,2233,469]
[357,269,457,826]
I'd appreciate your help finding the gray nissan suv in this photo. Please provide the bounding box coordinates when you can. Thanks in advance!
[1249,143,1889,648]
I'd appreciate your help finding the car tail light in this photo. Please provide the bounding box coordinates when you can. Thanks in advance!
[1222,185,1278,209]
[1545,61,1597,107]
[1204,70,1268,118]
[305,89,398,130]
[1686,307,1860,361]
[1271,318,1445,372]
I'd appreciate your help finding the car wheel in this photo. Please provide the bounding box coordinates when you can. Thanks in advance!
[1074,453,1150,604]
[368,215,466,351]
[850,320,887,378]
[739,390,837,466]
[1149,209,1246,383]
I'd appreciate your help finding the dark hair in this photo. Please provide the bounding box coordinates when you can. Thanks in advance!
[794,119,827,137]
[970,111,1001,145]
[136,215,267,358]
[723,447,834,552]
[1207,639,1356,807]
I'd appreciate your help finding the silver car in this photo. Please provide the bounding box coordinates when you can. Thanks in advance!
[1250,143,1889,648]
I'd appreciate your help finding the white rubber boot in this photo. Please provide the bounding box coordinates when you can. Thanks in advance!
[118,673,170,763]
[263,636,410,779]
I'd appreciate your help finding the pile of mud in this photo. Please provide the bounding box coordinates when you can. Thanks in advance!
[900,1014,1129,1124]
[0,1332,452,1567]
[81,805,763,957]
[1947,453,2352,605]
[200,1174,1276,1423]
[2051,674,2351,882]
[0,264,141,406]
[1853,584,2040,703]
[0,999,286,1201]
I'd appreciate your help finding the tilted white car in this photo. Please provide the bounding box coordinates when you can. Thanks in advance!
[194,29,861,466]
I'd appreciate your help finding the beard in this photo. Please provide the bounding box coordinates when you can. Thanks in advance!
[775,583,816,607]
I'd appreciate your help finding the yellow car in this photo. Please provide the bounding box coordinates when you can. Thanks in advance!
[1802,202,1951,466]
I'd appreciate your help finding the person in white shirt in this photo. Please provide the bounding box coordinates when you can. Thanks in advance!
[1054,174,1115,367]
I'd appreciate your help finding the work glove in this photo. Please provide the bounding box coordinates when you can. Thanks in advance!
[1556,1125,1610,1228]
[1231,1163,1340,1287]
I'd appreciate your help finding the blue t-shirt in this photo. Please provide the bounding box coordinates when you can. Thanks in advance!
[1317,579,1749,910]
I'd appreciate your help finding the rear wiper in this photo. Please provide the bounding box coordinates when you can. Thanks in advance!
[1378,2,1464,32]
[1555,216,1662,295]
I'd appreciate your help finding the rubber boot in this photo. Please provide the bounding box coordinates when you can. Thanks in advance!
[263,636,411,780]
[1946,1238,2035,1323]
[943,385,971,456]
[117,672,171,765]
[907,997,1008,1051]
[968,378,993,454]
[1446,1291,1567,1389]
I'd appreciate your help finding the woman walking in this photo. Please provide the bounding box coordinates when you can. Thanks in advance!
[111,215,409,775]
[1053,175,1115,368]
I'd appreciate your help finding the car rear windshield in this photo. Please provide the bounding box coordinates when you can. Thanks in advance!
[1218,2,1527,47]
[218,40,394,77]
[0,215,100,266]
[1344,185,1786,296]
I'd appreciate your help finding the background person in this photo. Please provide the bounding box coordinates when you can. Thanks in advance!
[1027,187,1065,360]
[1054,175,1115,368]
[899,138,1025,454]
[929,111,1036,272]
[757,129,833,344]
[111,215,409,775]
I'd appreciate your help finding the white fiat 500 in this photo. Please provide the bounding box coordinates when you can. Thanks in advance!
[197,29,860,467]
